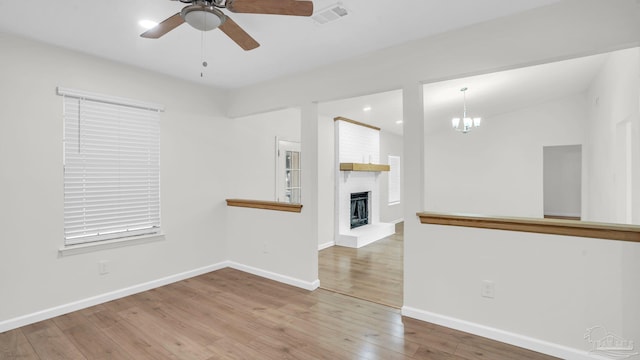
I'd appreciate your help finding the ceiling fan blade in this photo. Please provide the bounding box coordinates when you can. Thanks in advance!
[219,17,260,51]
[140,13,185,39]
[227,0,313,16]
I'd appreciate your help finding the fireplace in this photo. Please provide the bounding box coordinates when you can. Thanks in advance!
[350,192,370,229]
[335,119,395,247]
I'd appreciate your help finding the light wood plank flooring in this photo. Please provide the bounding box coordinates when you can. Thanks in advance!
[319,223,403,308]
[1,268,559,360]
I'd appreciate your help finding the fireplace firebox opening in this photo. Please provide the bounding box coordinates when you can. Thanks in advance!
[350,192,370,229]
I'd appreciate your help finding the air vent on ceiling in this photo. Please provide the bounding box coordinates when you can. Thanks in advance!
[312,4,349,25]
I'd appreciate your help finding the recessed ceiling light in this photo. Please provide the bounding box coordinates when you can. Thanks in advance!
[363,106,372,112]
[395,120,403,124]
[139,20,158,30]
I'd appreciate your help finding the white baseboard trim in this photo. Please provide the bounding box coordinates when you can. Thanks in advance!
[0,262,229,333]
[401,306,610,360]
[318,241,335,250]
[227,261,320,291]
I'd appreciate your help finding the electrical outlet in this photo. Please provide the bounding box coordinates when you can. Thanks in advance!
[98,260,110,275]
[481,280,495,299]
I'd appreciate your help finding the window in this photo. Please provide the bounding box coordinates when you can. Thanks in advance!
[59,87,162,246]
[388,155,401,205]
[276,139,301,203]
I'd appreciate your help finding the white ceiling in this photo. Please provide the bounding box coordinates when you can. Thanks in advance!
[318,88,404,133]
[0,0,560,89]
[318,51,609,136]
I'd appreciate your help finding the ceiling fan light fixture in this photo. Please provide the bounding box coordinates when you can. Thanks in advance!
[182,5,225,31]
[139,19,159,30]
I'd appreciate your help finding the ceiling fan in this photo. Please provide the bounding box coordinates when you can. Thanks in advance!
[141,0,314,51]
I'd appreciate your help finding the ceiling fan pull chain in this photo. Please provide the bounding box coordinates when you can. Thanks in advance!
[200,28,208,77]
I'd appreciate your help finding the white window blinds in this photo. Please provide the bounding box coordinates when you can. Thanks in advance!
[60,87,162,245]
[388,155,401,204]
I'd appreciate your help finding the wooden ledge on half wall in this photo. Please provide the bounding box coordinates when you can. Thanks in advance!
[226,199,303,213]
[417,211,640,243]
[339,163,390,172]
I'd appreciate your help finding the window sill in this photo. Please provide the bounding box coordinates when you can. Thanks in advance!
[58,233,165,257]
[417,212,640,243]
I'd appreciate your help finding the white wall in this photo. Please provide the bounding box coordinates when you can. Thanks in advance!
[635,51,640,226]
[225,105,318,289]
[379,130,404,223]
[584,47,640,224]
[425,95,587,218]
[226,206,318,289]
[227,108,301,201]
[0,34,231,326]
[404,225,628,353]
[318,115,335,248]
[582,47,640,347]
[631,49,640,343]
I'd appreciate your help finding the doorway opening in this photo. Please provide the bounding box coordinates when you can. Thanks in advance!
[317,88,404,309]
[543,145,582,220]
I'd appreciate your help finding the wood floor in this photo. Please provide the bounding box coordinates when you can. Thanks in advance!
[319,223,403,308]
[1,268,559,360]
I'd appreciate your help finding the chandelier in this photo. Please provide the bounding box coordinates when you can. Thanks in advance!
[451,87,481,134]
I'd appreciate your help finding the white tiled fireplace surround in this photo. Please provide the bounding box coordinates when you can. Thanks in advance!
[334,119,394,248]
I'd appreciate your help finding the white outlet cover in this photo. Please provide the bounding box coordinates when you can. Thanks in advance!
[98,260,109,275]
[481,280,495,298]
